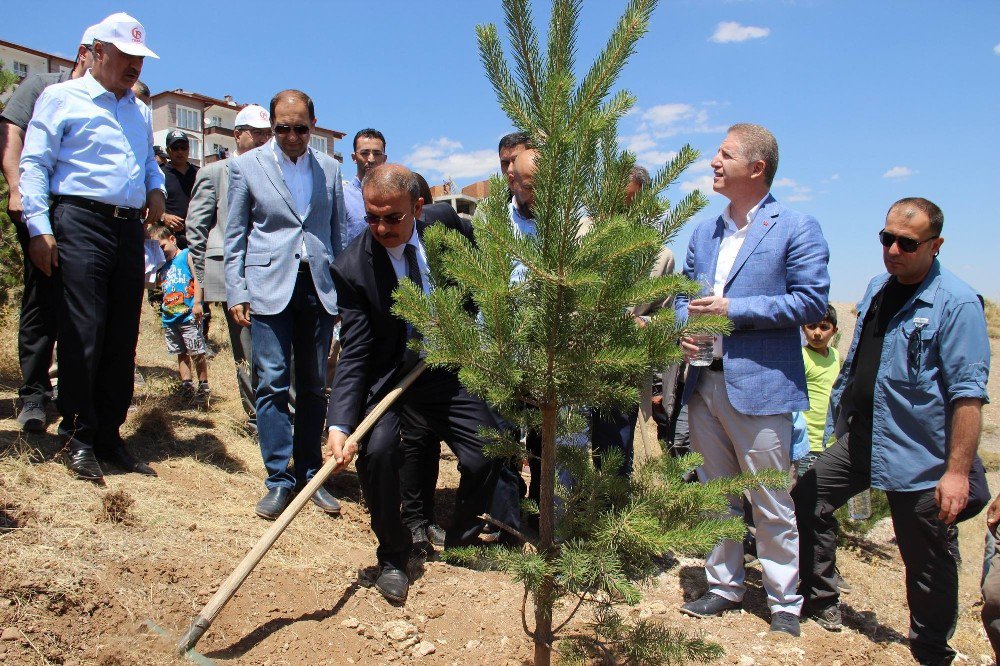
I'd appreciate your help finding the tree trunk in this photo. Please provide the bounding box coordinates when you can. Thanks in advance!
[533,404,558,666]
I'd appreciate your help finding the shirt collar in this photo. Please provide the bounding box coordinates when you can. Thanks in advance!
[722,192,771,230]
[270,138,311,168]
[81,70,134,102]
[351,175,362,190]
[385,226,419,261]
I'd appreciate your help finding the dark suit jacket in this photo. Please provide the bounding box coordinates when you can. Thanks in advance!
[328,214,474,430]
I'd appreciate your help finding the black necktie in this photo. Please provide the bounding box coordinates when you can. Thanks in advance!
[404,244,424,293]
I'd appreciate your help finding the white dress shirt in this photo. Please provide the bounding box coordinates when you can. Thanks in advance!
[509,200,536,283]
[711,193,769,357]
[385,227,431,296]
[271,139,312,261]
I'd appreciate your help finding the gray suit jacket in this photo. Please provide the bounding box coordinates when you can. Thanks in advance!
[186,158,230,302]
[224,143,345,316]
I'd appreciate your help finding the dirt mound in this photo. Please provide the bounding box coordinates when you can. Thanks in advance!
[0,306,997,665]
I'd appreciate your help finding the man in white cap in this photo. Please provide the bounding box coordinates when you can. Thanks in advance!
[187,104,273,432]
[18,12,164,483]
[0,21,99,433]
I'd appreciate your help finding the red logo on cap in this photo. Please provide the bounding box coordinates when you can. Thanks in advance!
[131,27,142,42]
[260,110,267,120]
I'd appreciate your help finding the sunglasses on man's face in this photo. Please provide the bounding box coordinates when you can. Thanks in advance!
[364,212,410,226]
[273,124,310,136]
[878,230,938,253]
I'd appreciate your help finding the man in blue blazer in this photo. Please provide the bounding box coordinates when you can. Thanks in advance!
[224,90,345,520]
[674,124,830,637]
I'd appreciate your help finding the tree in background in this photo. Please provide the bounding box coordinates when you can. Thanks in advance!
[0,61,23,305]
[393,1,784,663]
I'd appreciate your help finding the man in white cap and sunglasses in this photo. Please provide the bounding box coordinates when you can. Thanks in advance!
[0,20,99,434]
[18,12,164,483]
[187,103,273,433]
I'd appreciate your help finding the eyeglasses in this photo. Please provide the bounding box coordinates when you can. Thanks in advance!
[364,211,411,225]
[273,124,310,136]
[804,322,834,332]
[237,126,273,139]
[878,230,939,253]
[357,150,385,159]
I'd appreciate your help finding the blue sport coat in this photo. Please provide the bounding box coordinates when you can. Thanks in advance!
[223,143,345,316]
[675,194,831,415]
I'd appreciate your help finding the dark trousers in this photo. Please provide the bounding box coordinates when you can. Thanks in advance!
[590,406,638,476]
[250,268,333,489]
[224,306,257,424]
[357,367,512,568]
[400,411,523,533]
[14,218,59,403]
[982,530,1000,661]
[51,202,144,451]
[793,432,963,665]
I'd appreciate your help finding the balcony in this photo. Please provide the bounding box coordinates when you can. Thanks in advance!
[204,124,234,138]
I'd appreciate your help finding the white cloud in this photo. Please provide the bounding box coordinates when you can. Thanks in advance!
[636,150,678,168]
[404,137,497,181]
[994,43,1000,55]
[642,103,697,126]
[681,174,717,195]
[883,165,916,179]
[829,173,840,181]
[623,133,657,153]
[772,177,798,188]
[710,21,771,43]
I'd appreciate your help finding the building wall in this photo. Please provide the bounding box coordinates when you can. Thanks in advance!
[0,45,47,80]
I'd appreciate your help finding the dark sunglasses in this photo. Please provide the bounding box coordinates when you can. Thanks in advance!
[878,230,938,253]
[273,124,310,136]
[364,211,410,225]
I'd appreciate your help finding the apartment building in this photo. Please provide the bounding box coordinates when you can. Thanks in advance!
[152,90,346,166]
[0,38,345,166]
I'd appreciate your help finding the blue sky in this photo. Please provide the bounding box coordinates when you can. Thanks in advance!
[5,1,999,300]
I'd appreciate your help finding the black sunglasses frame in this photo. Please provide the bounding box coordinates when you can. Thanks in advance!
[878,230,938,253]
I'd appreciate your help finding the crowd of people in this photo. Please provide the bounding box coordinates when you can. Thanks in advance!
[0,12,994,665]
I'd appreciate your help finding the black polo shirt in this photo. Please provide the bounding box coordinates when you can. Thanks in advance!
[162,161,199,248]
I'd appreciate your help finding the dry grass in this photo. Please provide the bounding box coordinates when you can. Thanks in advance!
[97,490,136,524]
[987,298,1000,340]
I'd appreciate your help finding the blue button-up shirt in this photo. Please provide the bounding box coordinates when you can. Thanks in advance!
[19,70,165,237]
[343,175,368,245]
[827,261,990,491]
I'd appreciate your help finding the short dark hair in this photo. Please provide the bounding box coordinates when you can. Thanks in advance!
[132,79,150,99]
[498,132,531,154]
[413,172,434,205]
[354,128,386,153]
[150,224,174,241]
[629,165,651,188]
[821,303,837,328]
[269,89,315,121]
[888,197,944,235]
[362,164,420,204]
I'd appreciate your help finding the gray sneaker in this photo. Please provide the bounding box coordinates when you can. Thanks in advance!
[679,592,740,618]
[808,603,843,632]
[770,611,800,637]
[16,401,46,432]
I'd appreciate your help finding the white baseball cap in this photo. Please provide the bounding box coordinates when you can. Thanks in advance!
[80,23,99,46]
[235,104,271,129]
[91,12,159,59]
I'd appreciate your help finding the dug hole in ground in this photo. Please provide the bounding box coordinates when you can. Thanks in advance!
[1,301,998,665]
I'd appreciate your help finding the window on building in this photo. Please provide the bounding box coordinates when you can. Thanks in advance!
[188,138,201,161]
[176,105,201,131]
[207,115,223,128]
[309,136,327,154]
[13,61,28,78]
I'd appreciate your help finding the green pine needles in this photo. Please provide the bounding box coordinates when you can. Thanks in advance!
[391,0,781,663]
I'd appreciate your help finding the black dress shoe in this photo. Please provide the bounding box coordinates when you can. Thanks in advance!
[679,592,740,618]
[375,565,409,604]
[255,487,293,520]
[426,523,446,548]
[66,445,104,482]
[104,445,157,476]
[310,486,342,515]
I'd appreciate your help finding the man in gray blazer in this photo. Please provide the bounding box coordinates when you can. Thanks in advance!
[188,104,271,430]
[224,90,345,519]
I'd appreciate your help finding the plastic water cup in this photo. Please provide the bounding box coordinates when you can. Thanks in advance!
[689,335,715,367]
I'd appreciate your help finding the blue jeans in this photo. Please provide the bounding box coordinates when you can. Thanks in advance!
[250,269,334,490]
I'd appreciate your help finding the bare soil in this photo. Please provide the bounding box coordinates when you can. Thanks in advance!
[0,301,996,665]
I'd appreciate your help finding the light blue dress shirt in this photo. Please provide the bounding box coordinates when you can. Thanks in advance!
[19,71,164,237]
[827,261,991,491]
[343,175,368,244]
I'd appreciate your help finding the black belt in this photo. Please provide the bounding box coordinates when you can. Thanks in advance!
[54,195,143,221]
[708,358,724,372]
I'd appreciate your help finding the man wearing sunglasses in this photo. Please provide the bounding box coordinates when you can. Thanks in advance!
[224,90,346,520]
[323,164,516,605]
[794,197,990,664]
[187,104,272,433]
